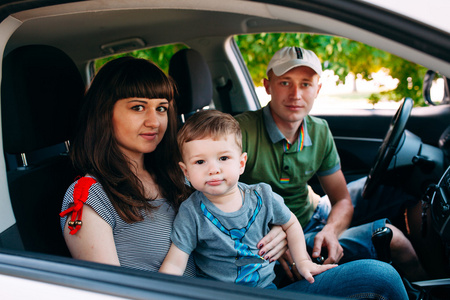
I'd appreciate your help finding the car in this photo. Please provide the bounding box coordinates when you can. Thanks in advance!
[0,0,449,298]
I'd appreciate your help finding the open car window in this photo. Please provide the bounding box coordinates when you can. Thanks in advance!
[93,43,189,74]
[0,0,449,298]
[234,33,434,112]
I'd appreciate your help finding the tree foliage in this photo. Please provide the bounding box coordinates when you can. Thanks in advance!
[235,33,428,106]
[94,34,429,106]
[94,43,187,74]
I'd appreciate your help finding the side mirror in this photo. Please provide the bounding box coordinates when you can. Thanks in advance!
[423,70,450,105]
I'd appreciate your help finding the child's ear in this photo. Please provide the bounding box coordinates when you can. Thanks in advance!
[179,161,189,179]
[239,152,247,175]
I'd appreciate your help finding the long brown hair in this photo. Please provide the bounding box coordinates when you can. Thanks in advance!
[71,57,191,222]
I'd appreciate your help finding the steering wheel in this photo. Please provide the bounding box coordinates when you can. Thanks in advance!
[362,97,413,198]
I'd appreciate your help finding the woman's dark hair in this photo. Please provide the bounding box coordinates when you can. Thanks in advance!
[71,57,191,222]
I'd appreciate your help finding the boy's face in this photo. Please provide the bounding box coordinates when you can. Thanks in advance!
[179,134,247,198]
[264,66,321,127]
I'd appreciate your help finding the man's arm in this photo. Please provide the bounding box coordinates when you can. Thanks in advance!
[315,170,353,264]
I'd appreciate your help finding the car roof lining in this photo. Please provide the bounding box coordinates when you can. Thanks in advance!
[6,9,325,64]
[3,1,448,77]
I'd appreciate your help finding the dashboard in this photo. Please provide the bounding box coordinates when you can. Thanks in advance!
[432,165,450,241]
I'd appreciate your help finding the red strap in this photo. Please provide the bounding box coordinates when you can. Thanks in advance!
[60,177,97,235]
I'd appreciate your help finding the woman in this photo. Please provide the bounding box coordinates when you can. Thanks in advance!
[60,57,285,275]
[60,57,408,299]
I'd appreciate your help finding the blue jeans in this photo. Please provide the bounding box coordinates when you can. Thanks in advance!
[282,259,408,299]
[303,196,387,263]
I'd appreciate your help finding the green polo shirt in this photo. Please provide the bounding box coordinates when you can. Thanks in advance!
[235,105,340,226]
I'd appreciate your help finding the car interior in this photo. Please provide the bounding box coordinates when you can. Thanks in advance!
[169,48,214,124]
[0,0,449,299]
[1,44,85,257]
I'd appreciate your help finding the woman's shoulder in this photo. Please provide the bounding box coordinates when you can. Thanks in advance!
[64,176,105,199]
[61,176,117,228]
[73,176,99,192]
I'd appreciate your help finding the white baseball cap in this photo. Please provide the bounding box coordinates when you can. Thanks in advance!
[266,47,322,77]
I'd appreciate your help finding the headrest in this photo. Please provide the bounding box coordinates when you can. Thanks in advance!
[1,45,85,154]
[169,49,212,115]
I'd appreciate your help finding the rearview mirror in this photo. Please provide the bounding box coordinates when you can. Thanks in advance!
[423,70,450,105]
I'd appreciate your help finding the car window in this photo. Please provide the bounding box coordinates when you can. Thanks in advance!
[234,33,431,113]
[428,73,447,105]
[94,43,188,74]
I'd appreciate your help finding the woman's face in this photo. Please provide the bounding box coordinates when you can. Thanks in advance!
[112,97,169,162]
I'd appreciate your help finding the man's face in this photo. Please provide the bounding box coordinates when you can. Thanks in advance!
[264,66,321,127]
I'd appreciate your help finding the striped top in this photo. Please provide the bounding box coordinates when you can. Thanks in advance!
[60,178,196,277]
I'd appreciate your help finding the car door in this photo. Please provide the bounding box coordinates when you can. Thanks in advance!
[314,103,450,185]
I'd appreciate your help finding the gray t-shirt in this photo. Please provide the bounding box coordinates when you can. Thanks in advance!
[61,177,196,277]
[171,182,291,288]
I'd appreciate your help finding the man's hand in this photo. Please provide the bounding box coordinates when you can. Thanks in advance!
[315,171,353,264]
[312,227,343,264]
[278,250,303,282]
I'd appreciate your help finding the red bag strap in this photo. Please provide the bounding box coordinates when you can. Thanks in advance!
[60,177,97,235]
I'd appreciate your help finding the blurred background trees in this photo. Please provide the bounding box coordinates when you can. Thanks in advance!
[95,33,429,107]
[95,43,187,74]
[235,33,428,106]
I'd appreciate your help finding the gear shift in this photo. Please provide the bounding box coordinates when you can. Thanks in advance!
[371,226,393,263]
[372,227,429,299]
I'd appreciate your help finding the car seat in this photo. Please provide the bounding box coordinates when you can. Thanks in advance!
[1,45,85,256]
[169,48,212,124]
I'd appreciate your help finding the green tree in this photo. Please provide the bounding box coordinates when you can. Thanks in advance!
[379,53,427,106]
[235,33,427,106]
[93,34,428,106]
[320,37,386,91]
[94,43,187,74]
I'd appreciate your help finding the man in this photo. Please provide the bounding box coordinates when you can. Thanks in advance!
[235,46,427,281]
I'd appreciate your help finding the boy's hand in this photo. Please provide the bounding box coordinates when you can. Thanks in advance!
[295,259,338,283]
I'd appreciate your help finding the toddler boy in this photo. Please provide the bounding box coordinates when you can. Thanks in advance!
[159,110,336,288]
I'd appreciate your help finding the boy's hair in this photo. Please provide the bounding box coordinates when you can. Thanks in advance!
[177,110,242,157]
